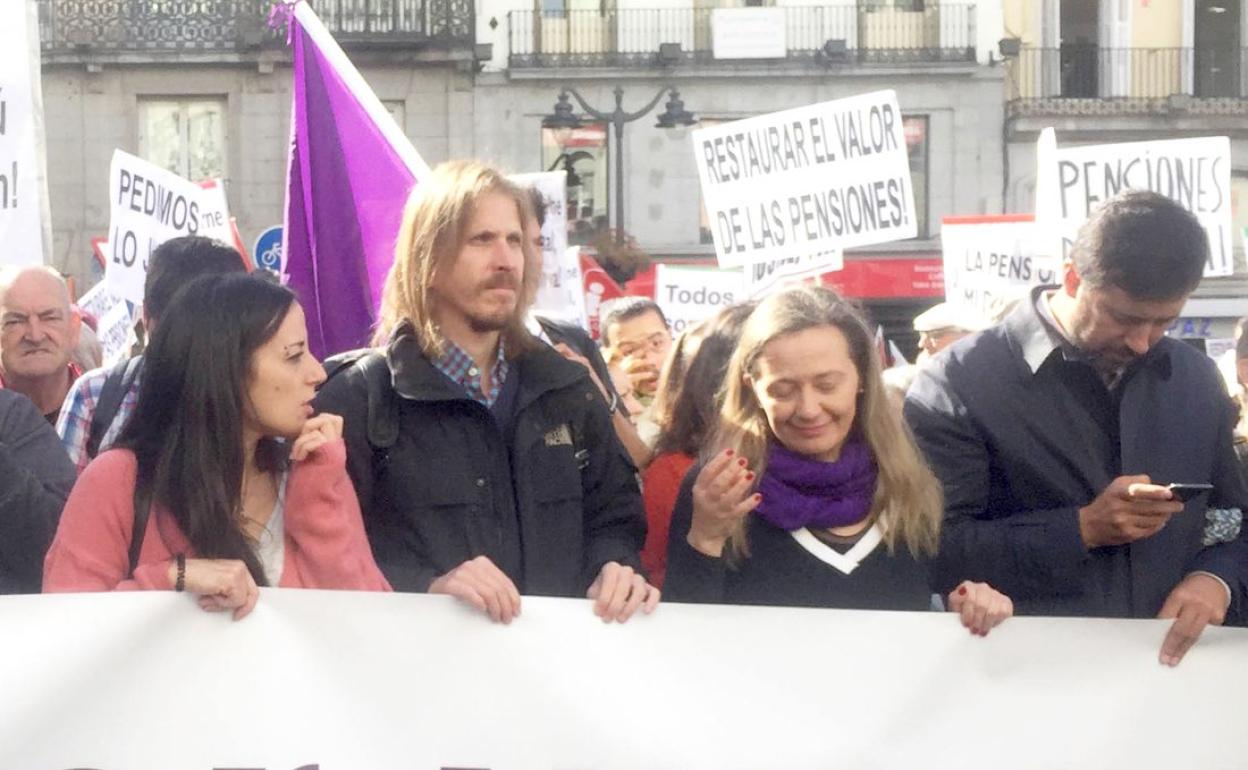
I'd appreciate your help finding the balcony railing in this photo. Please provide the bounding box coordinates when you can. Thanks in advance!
[1007,46,1248,115]
[37,0,472,53]
[509,3,976,68]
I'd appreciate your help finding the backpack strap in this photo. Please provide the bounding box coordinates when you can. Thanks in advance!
[128,480,152,579]
[87,357,142,460]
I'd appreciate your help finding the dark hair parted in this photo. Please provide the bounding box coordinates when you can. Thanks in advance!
[117,273,297,586]
[653,303,755,457]
[1070,190,1208,300]
[601,296,667,348]
[143,236,247,323]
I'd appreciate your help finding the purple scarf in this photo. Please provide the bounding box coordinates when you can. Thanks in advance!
[753,439,877,531]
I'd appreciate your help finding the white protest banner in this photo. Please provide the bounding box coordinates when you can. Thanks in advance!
[743,249,843,299]
[2,591,1247,769]
[940,214,1057,316]
[654,263,742,334]
[76,281,133,367]
[106,150,235,305]
[0,0,52,265]
[513,171,585,326]
[1038,133,1233,277]
[693,90,916,268]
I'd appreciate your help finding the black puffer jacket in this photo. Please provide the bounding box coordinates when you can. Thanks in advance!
[0,390,76,593]
[315,322,645,596]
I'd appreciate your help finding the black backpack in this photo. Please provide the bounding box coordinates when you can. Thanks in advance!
[86,356,143,460]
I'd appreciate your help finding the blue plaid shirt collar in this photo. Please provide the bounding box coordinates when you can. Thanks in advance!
[432,337,509,407]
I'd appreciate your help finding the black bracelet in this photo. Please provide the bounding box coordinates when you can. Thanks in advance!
[175,553,186,592]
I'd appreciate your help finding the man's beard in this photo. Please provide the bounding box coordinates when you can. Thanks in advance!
[465,272,521,333]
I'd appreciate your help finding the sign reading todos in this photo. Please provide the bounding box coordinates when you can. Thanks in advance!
[106,149,235,304]
[1037,132,1233,277]
[692,90,916,268]
[940,215,1054,317]
[654,264,741,333]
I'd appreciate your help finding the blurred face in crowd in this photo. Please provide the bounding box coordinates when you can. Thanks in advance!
[1062,265,1185,375]
[432,191,525,336]
[244,302,327,440]
[748,324,860,463]
[918,327,970,358]
[607,310,672,397]
[0,268,81,382]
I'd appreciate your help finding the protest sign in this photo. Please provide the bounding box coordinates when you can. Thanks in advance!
[76,281,133,367]
[654,264,742,333]
[743,249,843,299]
[513,171,585,327]
[106,150,235,305]
[693,90,916,268]
[2,591,1246,769]
[1037,133,1233,277]
[940,214,1056,317]
[0,0,52,265]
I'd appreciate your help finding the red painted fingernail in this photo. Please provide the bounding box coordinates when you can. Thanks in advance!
[958,586,967,596]
[745,472,754,481]
[725,448,734,456]
[738,458,747,467]
[754,493,762,501]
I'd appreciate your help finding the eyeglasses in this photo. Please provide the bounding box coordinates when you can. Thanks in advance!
[616,332,670,358]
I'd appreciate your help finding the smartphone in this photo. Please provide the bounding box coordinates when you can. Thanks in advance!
[1167,483,1214,502]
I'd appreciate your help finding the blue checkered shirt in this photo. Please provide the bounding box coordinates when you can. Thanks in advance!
[56,359,142,474]
[432,339,509,407]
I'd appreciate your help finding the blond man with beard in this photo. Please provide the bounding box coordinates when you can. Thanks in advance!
[316,161,657,624]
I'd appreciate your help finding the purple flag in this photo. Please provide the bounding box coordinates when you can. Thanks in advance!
[282,3,428,357]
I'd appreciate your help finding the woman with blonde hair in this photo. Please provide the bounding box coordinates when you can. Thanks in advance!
[665,285,1011,635]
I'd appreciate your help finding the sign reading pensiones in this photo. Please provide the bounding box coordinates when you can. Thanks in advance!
[692,90,916,269]
[106,149,235,305]
[654,264,742,334]
[1040,134,1233,277]
[940,215,1056,318]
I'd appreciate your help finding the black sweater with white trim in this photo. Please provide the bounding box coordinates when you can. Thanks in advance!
[663,468,934,611]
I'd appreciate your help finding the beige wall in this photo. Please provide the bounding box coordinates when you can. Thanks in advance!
[1002,0,1039,48]
[1133,0,1184,48]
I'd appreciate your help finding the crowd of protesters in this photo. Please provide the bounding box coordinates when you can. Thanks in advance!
[0,161,1244,666]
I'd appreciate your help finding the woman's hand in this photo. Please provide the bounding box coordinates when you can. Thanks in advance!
[947,580,1013,636]
[169,558,260,621]
[290,412,343,462]
[587,561,660,623]
[687,449,761,558]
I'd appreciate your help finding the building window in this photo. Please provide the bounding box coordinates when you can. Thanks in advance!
[138,98,226,181]
[903,114,928,238]
[542,122,608,246]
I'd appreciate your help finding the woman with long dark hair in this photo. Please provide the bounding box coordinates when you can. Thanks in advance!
[641,303,754,587]
[45,273,388,617]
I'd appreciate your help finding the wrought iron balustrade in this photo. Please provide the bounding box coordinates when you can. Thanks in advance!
[508,3,977,68]
[1007,46,1248,115]
[37,0,472,53]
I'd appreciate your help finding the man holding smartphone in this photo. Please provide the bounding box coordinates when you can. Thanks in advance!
[906,190,1246,666]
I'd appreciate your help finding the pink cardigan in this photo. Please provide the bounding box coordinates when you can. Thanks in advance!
[43,439,390,593]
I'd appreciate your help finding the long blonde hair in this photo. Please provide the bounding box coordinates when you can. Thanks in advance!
[712,285,943,558]
[373,160,540,358]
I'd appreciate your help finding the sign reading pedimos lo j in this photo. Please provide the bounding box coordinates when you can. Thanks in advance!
[692,90,917,269]
[106,149,236,305]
